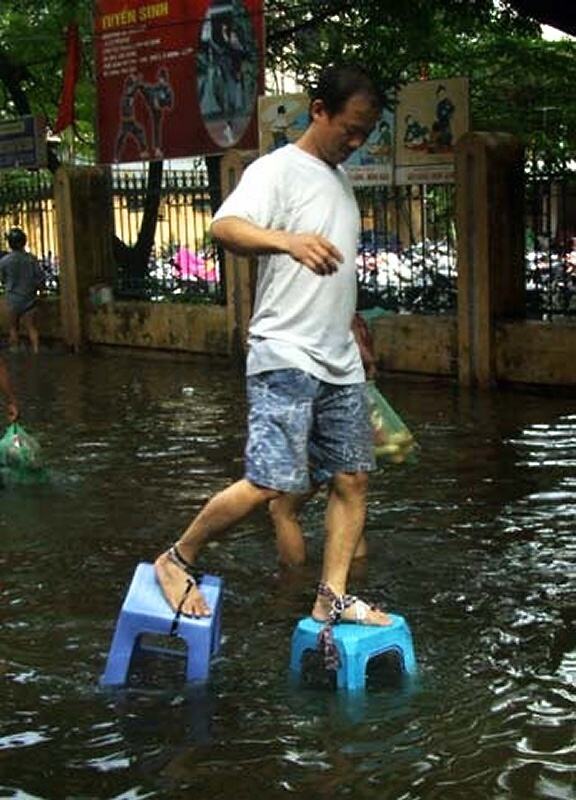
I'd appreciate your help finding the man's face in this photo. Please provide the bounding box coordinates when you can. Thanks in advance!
[311,93,380,167]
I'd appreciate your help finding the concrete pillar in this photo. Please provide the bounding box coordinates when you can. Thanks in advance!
[455,133,525,387]
[54,166,115,351]
[219,149,258,358]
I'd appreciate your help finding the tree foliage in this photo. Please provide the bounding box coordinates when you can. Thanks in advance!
[265,0,575,157]
[0,0,94,156]
[0,0,573,276]
[1,0,574,159]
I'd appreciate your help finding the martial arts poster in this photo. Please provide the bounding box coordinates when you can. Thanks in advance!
[395,77,469,169]
[258,94,309,155]
[94,0,264,163]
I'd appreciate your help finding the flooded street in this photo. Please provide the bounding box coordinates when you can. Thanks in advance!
[1,351,574,799]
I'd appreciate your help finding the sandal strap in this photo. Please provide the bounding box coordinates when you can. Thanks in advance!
[315,582,382,670]
[317,581,357,624]
[315,582,355,671]
[168,544,197,584]
[167,544,197,637]
[169,577,196,636]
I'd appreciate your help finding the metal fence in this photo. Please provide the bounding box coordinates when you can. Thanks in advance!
[525,169,576,319]
[112,166,224,303]
[355,182,457,314]
[0,171,60,293]
[1,162,574,319]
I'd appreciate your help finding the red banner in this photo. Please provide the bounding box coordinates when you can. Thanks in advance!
[94,0,264,163]
[53,23,81,134]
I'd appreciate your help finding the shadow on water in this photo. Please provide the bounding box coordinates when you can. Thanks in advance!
[1,351,575,799]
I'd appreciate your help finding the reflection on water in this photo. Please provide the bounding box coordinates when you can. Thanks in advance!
[1,353,574,799]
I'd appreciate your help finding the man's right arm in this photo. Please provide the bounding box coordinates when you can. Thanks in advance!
[211,216,343,276]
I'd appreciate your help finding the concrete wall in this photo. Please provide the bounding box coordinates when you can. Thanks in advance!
[0,296,228,356]
[372,314,457,376]
[2,295,575,384]
[495,320,576,385]
[86,300,228,354]
[371,314,576,385]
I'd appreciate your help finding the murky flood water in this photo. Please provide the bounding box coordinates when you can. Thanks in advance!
[1,351,574,800]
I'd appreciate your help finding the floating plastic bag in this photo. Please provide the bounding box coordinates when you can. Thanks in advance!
[0,422,45,481]
[365,381,418,465]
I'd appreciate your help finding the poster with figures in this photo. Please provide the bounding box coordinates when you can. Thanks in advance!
[343,108,394,186]
[258,94,309,155]
[258,95,394,186]
[94,0,264,163]
[395,77,469,169]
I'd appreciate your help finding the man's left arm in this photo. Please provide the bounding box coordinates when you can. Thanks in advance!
[352,313,377,379]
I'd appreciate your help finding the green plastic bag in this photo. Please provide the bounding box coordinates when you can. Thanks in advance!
[365,381,419,465]
[0,422,45,481]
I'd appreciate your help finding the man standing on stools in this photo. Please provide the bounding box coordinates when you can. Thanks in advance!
[154,65,392,636]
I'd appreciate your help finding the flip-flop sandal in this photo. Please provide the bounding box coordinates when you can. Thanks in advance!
[166,544,205,635]
[313,581,385,670]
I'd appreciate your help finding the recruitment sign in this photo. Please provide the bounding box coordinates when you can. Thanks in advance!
[94,0,264,163]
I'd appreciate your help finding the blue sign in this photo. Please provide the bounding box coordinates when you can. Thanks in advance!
[0,115,47,169]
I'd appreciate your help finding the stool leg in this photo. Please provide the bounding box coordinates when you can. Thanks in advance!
[399,634,417,675]
[101,617,139,686]
[289,634,312,675]
[337,646,367,691]
[211,603,222,656]
[185,628,213,681]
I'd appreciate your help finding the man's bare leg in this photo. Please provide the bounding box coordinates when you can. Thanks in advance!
[270,488,369,567]
[22,310,39,354]
[7,310,19,351]
[269,491,314,566]
[155,478,278,616]
[311,471,391,626]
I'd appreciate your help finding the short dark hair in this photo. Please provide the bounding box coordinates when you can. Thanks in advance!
[310,65,382,116]
[6,227,26,250]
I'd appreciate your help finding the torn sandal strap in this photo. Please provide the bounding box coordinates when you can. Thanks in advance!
[316,581,357,624]
[314,583,383,669]
[317,581,383,622]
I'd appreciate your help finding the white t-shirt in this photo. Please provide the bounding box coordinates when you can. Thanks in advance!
[213,143,364,384]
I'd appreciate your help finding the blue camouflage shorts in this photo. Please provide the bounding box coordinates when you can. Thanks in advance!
[245,369,375,493]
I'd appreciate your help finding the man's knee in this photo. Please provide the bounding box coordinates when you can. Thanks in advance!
[332,471,369,498]
[247,480,282,505]
[268,493,294,522]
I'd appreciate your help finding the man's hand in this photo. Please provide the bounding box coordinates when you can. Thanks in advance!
[286,233,343,275]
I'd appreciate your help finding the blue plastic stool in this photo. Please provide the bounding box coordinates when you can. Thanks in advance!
[290,614,416,691]
[101,562,222,686]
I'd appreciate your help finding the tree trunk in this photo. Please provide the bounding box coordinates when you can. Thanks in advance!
[112,159,163,290]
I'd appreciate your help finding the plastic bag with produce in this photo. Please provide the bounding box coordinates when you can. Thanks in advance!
[365,381,419,465]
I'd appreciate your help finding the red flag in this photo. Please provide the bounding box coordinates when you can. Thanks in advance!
[53,23,81,133]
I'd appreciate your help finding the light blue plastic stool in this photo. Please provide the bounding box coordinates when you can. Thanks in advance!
[290,614,416,691]
[101,562,222,686]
